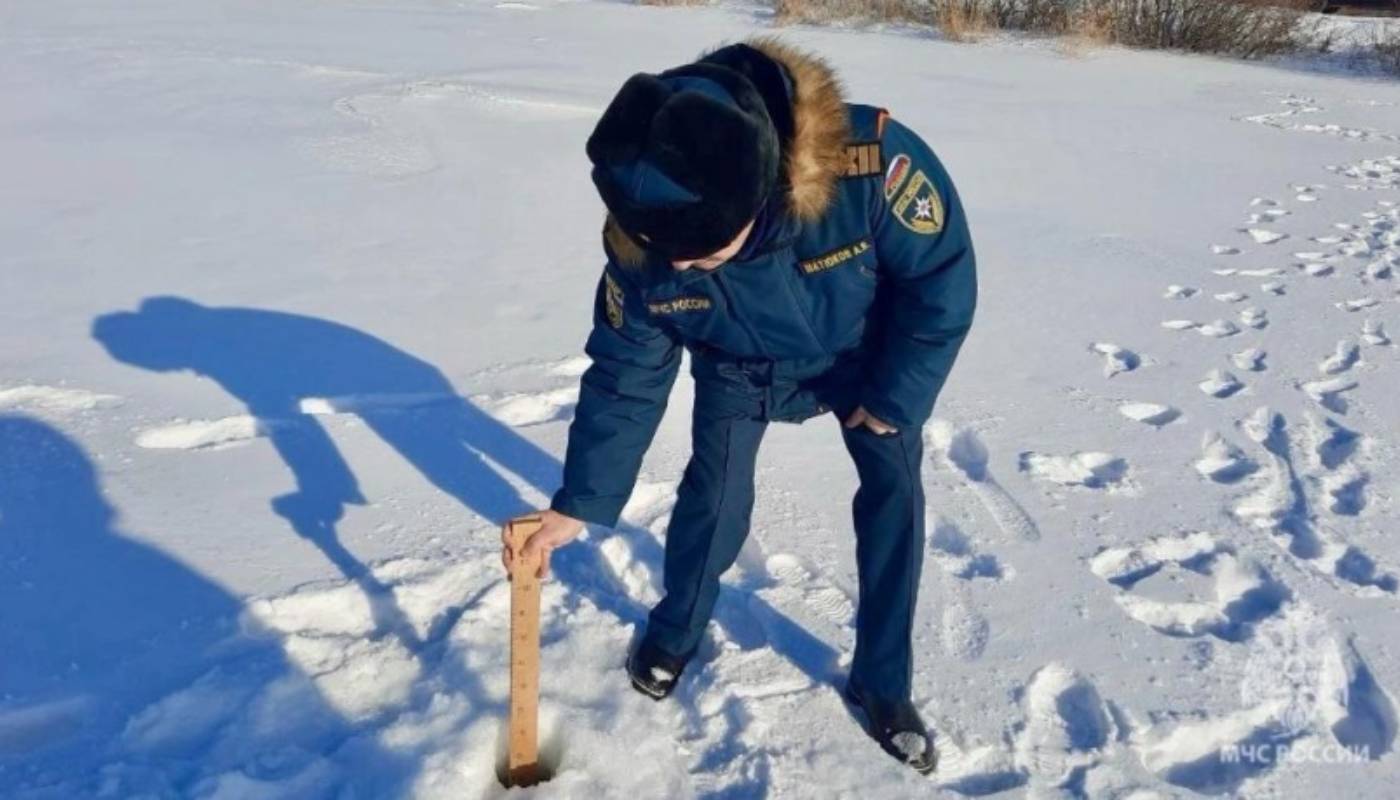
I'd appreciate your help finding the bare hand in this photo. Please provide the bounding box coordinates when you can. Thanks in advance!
[843,405,898,436]
[501,508,585,580]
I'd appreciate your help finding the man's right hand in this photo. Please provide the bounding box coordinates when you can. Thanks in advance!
[501,508,585,580]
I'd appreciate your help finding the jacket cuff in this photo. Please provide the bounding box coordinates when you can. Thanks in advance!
[549,488,621,529]
[858,388,919,432]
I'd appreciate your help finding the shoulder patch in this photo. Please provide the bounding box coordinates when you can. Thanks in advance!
[890,169,945,235]
[798,237,872,275]
[843,141,882,179]
[604,272,625,328]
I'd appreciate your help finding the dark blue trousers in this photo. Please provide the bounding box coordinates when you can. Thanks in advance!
[643,352,927,702]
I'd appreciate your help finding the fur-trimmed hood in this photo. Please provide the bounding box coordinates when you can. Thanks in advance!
[604,37,850,268]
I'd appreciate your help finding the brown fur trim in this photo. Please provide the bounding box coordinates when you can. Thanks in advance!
[744,36,850,222]
[604,215,647,268]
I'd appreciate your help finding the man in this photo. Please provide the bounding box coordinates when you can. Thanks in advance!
[502,37,976,774]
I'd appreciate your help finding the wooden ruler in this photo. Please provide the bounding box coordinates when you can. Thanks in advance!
[504,515,543,787]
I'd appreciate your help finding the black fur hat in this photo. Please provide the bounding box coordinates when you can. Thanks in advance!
[586,55,782,261]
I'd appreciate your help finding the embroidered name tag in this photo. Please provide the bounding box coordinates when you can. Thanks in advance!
[648,296,712,315]
[798,238,872,275]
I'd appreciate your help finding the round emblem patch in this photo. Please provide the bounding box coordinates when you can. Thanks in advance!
[883,153,911,200]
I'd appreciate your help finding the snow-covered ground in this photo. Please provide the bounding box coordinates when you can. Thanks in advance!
[3,1,1400,797]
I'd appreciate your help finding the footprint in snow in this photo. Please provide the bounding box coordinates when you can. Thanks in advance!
[1201,319,1242,338]
[1195,431,1257,483]
[1089,342,1140,377]
[1300,377,1358,414]
[1212,245,1240,255]
[1337,297,1380,312]
[1339,241,1374,258]
[1199,369,1244,399]
[1161,319,1243,337]
[927,515,998,662]
[1088,531,1287,642]
[761,552,856,631]
[1013,663,1117,789]
[1318,339,1361,375]
[928,514,1010,582]
[0,384,121,414]
[136,416,276,450]
[738,526,857,644]
[1231,348,1267,372]
[1360,320,1390,346]
[1233,407,1395,593]
[1118,402,1180,427]
[1164,284,1198,299]
[477,386,579,427]
[464,356,592,426]
[925,420,1042,542]
[1245,229,1288,245]
[1018,451,1131,491]
[1138,604,1395,796]
[1239,307,1268,329]
[1214,291,1248,304]
[1305,416,1372,520]
[547,355,592,377]
[939,595,991,663]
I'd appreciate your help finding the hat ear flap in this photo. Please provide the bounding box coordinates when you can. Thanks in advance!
[586,73,670,165]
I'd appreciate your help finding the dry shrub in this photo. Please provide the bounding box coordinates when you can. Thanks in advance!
[772,0,934,25]
[934,0,995,40]
[1069,2,1116,42]
[1085,0,1312,57]
[985,0,1074,30]
[802,1,1299,54]
[1056,2,1115,54]
[768,0,1312,58]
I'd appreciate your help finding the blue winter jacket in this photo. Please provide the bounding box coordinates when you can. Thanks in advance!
[552,41,977,527]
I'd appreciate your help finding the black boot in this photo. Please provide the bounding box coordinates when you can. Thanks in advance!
[843,680,937,775]
[626,639,689,701]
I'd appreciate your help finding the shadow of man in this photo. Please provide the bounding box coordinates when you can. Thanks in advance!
[92,296,840,689]
[0,414,409,795]
[93,297,565,649]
